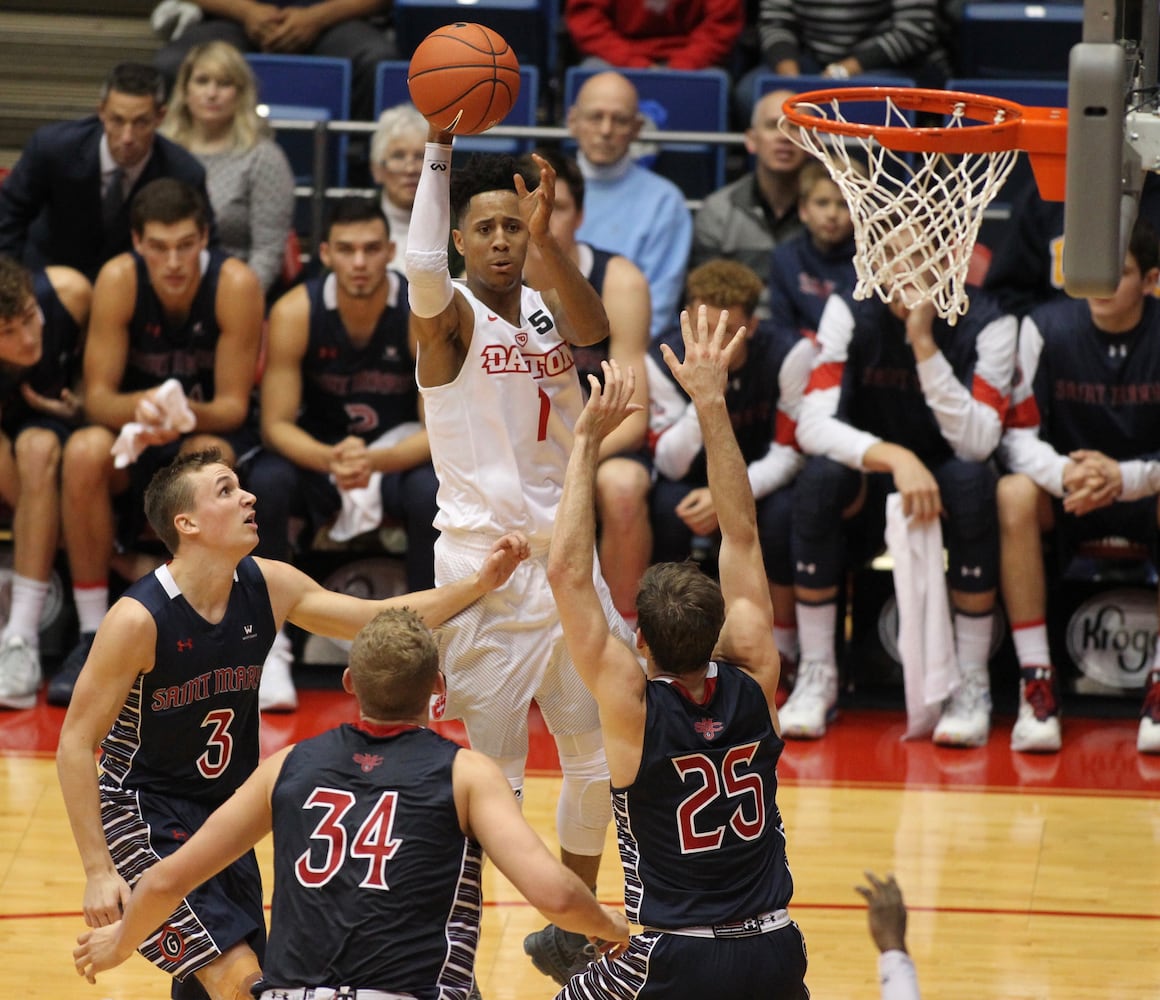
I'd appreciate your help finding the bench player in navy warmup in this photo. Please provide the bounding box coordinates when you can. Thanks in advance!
[56,448,529,1000]
[546,307,809,999]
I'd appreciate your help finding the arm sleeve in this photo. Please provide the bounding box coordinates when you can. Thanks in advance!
[0,132,47,261]
[757,0,802,67]
[850,0,941,70]
[665,0,746,69]
[244,141,296,292]
[640,190,693,340]
[795,296,883,468]
[878,950,921,1000]
[997,315,1068,495]
[404,141,455,318]
[564,0,651,67]
[915,313,1016,461]
[748,336,813,496]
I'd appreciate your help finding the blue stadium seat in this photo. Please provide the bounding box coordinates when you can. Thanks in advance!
[393,0,558,82]
[373,60,541,154]
[958,2,1082,80]
[246,54,352,188]
[752,73,918,128]
[563,66,730,200]
[946,78,1069,211]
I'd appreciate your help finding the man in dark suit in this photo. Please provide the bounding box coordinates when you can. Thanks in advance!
[0,62,215,282]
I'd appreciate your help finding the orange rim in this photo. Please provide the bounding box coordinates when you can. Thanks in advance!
[781,85,1067,157]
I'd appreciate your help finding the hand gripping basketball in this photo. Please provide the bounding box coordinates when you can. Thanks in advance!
[407,22,521,135]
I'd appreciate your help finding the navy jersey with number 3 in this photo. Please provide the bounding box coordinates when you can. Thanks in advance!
[613,661,792,929]
[97,558,275,807]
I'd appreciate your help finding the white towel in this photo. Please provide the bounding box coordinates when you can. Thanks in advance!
[328,422,422,542]
[110,378,197,469]
[150,0,203,40]
[884,493,959,740]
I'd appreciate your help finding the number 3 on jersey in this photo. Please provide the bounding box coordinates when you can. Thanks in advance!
[673,742,766,853]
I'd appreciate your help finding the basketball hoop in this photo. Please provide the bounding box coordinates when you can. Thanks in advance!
[780,87,1067,322]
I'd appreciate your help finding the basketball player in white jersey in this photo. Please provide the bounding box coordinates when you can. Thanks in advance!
[405,123,635,986]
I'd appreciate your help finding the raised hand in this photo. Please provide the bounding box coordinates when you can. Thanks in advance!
[660,304,745,406]
[513,153,555,242]
[574,360,642,443]
[855,871,908,954]
[477,531,531,591]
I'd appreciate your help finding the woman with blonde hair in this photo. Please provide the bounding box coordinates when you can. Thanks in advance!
[162,41,295,293]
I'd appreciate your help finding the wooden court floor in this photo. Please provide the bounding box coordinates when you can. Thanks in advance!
[3,692,1159,999]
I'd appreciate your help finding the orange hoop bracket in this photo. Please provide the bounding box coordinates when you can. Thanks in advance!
[781,86,1069,200]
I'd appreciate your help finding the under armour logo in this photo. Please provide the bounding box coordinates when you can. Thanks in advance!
[796,561,817,574]
[1108,343,1127,358]
[176,638,193,651]
[960,565,983,578]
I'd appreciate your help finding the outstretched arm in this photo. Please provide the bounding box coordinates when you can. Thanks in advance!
[856,872,921,1000]
[547,361,647,782]
[518,154,609,348]
[660,306,781,713]
[262,531,530,639]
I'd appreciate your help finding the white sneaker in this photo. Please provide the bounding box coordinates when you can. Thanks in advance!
[1138,671,1160,754]
[778,659,837,739]
[0,635,41,710]
[933,673,991,748]
[259,634,298,712]
[1010,667,1061,753]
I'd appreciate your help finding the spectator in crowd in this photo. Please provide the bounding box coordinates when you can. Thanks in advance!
[47,179,265,709]
[370,103,427,272]
[568,71,693,340]
[405,134,635,985]
[857,872,921,1000]
[161,41,295,295]
[648,259,813,678]
[998,219,1160,755]
[984,174,1160,317]
[71,604,628,997]
[784,263,1016,744]
[0,259,90,710]
[247,196,438,712]
[58,445,532,1000]
[0,63,214,283]
[756,0,949,83]
[518,149,653,629]
[690,89,807,318]
[565,0,745,71]
[153,0,396,122]
[767,158,858,340]
[546,308,809,999]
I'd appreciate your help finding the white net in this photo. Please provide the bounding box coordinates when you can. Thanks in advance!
[781,94,1020,323]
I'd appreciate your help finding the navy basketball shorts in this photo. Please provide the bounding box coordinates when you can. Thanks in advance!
[555,922,810,1000]
[100,786,266,981]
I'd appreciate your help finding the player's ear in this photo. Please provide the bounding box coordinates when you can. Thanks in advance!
[319,240,332,270]
[451,228,465,255]
[341,668,355,695]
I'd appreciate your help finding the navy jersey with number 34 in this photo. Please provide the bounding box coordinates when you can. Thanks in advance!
[613,661,792,929]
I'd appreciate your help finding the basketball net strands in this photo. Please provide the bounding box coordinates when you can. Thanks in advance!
[779,88,1067,324]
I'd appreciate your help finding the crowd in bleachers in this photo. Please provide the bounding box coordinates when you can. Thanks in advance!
[1,0,1159,764]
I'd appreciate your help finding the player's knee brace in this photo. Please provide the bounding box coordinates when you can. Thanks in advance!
[555,730,612,856]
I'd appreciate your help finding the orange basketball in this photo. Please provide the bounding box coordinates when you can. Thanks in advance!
[407,23,521,136]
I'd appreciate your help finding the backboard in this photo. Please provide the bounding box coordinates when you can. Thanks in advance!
[1062,0,1160,295]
